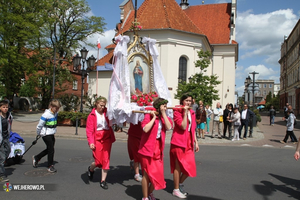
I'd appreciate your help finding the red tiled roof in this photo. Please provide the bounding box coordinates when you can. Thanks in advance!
[96,51,114,66]
[105,43,116,50]
[258,99,266,105]
[119,0,203,35]
[232,40,238,44]
[184,3,232,44]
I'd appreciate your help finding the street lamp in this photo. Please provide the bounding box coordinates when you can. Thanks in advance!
[72,47,96,134]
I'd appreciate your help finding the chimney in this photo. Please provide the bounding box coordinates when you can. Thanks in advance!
[180,0,189,10]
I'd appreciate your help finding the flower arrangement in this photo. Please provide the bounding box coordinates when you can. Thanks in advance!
[130,21,142,32]
[131,91,159,106]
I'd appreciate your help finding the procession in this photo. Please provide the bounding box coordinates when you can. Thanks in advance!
[1,0,300,199]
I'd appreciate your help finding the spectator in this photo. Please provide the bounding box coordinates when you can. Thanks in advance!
[223,103,233,139]
[238,104,254,140]
[196,104,206,139]
[212,102,223,139]
[269,106,276,126]
[229,107,241,141]
[205,104,212,134]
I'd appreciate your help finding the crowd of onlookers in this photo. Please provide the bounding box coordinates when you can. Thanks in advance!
[192,100,256,141]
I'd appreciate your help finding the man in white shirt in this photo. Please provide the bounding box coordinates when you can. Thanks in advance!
[238,104,254,140]
[212,102,223,139]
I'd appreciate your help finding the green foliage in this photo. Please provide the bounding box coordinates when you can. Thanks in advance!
[59,94,80,111]
[175,50,221,105]
[19,80,37,97]
[57,111,74,121]
[265,93,280,110]
[42,0,106,58]
[0,0,105,98]
[84,94,99,110]
[252,109,261,122]
[70,112,89,122]
[57,111,88,122]
[266,91,272,103]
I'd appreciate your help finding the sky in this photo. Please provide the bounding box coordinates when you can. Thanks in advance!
[83,0,300,96]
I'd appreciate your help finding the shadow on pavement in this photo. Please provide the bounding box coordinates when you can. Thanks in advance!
[253,173,300,199]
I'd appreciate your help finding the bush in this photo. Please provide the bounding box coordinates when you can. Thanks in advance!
[57,111,74,121]
[57,111,89,123]
[252,109,261,122]
[59,94,80,111]
[70,112,89,122]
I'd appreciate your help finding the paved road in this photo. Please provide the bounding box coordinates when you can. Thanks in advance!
[1,136,300,200]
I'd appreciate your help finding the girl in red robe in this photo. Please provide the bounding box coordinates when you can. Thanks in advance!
[170,94,199,198]
[138,98,172,200]
[86,97,116,190]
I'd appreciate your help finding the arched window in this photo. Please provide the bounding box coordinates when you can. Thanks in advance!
[178,57,187,83]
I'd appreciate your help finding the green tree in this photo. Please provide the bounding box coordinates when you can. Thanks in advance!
[42,0,106,58]
[266,91,272,103]
[0,0,47,96]
[175,50,221,105]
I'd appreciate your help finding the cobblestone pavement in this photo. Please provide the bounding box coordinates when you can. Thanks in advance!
[11,111,299,149]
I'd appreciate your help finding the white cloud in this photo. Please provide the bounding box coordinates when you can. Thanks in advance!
[235,85,245,96]
[75,29,116,63]
[236,9,298,65]
[244,64,277,79]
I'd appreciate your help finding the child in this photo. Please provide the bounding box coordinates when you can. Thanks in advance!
[196,104,206,139]
[0,100,13,182]
[127,122,143,182]
[170,94,199,198]
[139,98,172,200]
[205,104,212,134]
[86,97,115,190]
[32,99,61,173]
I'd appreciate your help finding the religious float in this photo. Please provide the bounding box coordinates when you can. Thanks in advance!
[107,17,172,125]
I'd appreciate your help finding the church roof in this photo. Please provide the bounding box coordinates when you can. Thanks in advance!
[184,3,232,44]
[95,51,113,66]
[119,0,204,35]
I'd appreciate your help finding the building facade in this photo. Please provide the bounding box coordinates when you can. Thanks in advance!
[243,76,276,106]
[88,0,238,108]
[279,19,300,116]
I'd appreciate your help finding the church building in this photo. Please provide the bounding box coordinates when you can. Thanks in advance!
[88,0,238,108]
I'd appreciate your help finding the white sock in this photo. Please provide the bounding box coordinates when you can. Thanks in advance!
[174,189,180,192]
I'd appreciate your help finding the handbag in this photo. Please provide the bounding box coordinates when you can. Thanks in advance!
[219,116,223,122]
[234,121,241,126]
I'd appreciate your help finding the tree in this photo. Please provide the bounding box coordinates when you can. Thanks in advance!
[266,91,272,103]
[175,50,221,105]
[0,0,106,99]
[42,0,106,58]
[0,0,47,97]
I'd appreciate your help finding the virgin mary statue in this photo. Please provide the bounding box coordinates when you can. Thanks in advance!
[133,60,143,94]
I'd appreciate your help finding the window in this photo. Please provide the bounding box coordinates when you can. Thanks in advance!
[263,90,266,95]
[259,84,261,88]
[73,80,78,90]
[269,84,272,88]
[178,57,187,83]
[263,84,267,88]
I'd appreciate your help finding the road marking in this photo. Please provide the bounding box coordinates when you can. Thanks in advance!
[262,144,274,148]
[241,144,252,146]
[284,145,294,148]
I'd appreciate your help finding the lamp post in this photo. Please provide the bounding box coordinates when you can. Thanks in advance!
[72,47,96,135]
[249,71,259,107]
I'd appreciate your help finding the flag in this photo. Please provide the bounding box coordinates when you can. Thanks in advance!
[97,38,101,49]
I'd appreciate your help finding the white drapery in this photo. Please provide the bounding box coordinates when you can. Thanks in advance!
[142,37,173,117]
[107,36,173,125]
[107,35,132,125]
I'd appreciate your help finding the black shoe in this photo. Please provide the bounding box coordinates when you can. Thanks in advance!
[32,155,38,168]
[88,166,94,180]
[100,181,108,189]
[47,165,57,173]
